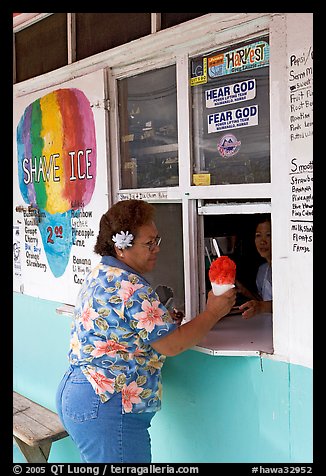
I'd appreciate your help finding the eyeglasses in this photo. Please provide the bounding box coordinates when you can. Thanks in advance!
[136,236,162,252]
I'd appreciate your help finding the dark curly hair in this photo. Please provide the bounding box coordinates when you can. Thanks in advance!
[94,199,156,256]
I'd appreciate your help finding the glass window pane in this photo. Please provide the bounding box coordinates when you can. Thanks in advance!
[144,203,185,313]
[76,13,151,61]
[118,65,178,189]
[161,13,207,29]
[15,13,67,83]
[191,37,270,185]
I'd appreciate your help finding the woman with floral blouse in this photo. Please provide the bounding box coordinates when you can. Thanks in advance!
[56,199,236,463]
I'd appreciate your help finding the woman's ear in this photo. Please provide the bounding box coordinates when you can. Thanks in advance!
[114,245,124,258]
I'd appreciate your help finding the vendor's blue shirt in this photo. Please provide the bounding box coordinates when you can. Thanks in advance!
[256,262,272,301]
[68,256,178,413]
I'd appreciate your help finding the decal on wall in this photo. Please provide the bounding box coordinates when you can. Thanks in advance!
[16,88,97,277]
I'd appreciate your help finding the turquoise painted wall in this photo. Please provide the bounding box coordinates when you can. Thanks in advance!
[13,293,312,463]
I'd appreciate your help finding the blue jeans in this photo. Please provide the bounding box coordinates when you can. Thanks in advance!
[56,366,155,463]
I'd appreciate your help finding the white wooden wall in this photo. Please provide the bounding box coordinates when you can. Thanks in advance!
[13,13,313,368]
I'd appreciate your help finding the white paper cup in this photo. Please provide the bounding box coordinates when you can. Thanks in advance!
[211,282,235,296]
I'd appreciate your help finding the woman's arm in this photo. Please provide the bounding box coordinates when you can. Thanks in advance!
[151,288,236,356]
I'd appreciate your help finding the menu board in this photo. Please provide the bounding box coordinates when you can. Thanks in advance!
[288,40,313,254]
[284,13,313,366]
[13,70,108,304]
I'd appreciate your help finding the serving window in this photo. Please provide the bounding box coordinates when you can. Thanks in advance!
[195,201,273,355]
[204,216,266,300]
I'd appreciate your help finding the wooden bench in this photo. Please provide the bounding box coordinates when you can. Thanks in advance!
[13,391,68,463]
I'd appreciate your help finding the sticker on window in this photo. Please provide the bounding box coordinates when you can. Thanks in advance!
[208,40,269,78]
[217,134,241,158]
[207,105,258,133]
[205,79,256,109]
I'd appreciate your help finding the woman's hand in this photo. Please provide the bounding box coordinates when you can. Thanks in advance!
[170,309,184,326]
[206,288,237,323]
[151,288,236,356]
[239,299,272,319]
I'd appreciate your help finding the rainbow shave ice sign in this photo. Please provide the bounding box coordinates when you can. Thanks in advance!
[16,88,97,278]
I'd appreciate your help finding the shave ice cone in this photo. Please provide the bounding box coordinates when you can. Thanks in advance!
[209,255,236,296]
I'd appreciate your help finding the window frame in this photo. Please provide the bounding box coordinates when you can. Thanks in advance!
[108,26,276,354]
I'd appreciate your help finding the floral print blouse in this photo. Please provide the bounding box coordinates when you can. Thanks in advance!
[68,256,178,414]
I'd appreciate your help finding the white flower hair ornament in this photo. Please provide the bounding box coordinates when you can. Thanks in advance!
[112,231,134,250]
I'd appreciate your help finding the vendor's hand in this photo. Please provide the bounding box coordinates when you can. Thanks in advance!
[239,299,272,319]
